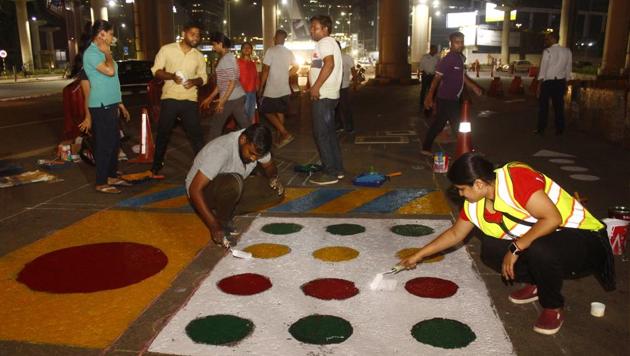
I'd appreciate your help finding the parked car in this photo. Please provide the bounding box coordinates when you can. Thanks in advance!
[116,60,154,92]
[510,60,532,73]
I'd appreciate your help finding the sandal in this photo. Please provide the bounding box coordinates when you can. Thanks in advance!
[108,178,132,186]
[96,185,121,194]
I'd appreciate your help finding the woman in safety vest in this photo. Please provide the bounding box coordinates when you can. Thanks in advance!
[400,152,615,335]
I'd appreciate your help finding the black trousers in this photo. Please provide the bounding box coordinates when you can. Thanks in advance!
[335,87,354,132]
[420,73,435,114]
[201,173,284,225]
[89,104,120,185]
[537,79,566,133]
[422,97,460,151]
[479,228,611,309]
[152,99,204,172]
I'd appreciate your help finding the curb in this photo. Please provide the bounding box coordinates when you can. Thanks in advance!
[0,92,59,102]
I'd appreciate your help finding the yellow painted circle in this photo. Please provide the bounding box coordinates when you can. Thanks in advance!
[396,248,444,263]
[312,246,359,262]
[243,243,291,259]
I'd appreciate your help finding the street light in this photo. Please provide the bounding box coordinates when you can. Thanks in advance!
[108,0,116,7]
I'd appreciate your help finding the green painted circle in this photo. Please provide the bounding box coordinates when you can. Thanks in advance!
[186,314,254,346]
[261,223,303,235]
[391,224,434,237]
[289,314,353,345]
[326,223,366,236]
[411,318,476,349]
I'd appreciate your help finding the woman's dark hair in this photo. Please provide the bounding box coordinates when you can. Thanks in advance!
[91,19,113,40]
[447,152,496,186]
[243,124,272,155]
[241,42,253,51]
[210,32,231,49]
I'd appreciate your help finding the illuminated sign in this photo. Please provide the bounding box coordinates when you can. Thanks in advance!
[446,12,477,28]
[485,3,516,22]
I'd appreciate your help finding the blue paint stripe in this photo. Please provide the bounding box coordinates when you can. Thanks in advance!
[268,188,353,213]
[351,189,432,213]
[117,186,186,208]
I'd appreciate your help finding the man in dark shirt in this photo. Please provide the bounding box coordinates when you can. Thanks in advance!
[421,32,483,156]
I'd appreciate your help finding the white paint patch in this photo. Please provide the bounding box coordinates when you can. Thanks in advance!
[504,99,525,103]
[559,166,589,172]
[533,150,575,158]
[570,174,600,181]
[549,159,575,164]
[477,110,496,118]
[149,217,514,356]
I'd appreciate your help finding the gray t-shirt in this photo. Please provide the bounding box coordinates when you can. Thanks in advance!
[185,129,271,194]
[216,52,245,101]
[262,45,297,98]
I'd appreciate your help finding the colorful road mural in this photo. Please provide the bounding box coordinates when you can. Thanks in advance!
[149,217,513,355]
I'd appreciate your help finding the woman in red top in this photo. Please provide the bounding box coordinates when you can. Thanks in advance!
[399,153,614,336]
[237,42,259,122]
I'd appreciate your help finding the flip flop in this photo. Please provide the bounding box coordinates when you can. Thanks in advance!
[108,178,132,186]
[96,185,121,194]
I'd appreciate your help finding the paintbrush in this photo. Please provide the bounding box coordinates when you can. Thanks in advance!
[383,264,406,275]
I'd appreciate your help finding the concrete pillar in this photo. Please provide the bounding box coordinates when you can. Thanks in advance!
[411,3,429,66]
[45,30,55,51]
[133,0,144,60]
[91,0,108,22]
[559,0,570,47]
[262,0,276,52]
[582,14,590,38]
[600,0,630,76]
[156,0,174,46]
[376,0,410,80]
[15,0,34,70]
[29,20,45,69]
[500,7,511,66]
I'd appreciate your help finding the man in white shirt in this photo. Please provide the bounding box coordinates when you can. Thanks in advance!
[535,32,572,135]
[418,45,438,116]
[335,40,355,133]
[259,29,299,148]
[307,15,343,185]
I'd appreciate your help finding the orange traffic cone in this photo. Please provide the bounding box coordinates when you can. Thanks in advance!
[487,77,504,97]
[129,107,154,163]
[455,100,473,159]
[508,76,524,95]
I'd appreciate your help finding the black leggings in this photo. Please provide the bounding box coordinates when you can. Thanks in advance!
[479,228,611,309]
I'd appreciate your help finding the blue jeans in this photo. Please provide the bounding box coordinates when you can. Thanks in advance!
[244,91,257,121]
[312,98,343,175]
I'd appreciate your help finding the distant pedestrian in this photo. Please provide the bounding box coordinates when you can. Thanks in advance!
[258,29,299,148]
[418,44,438,116]
[535,32,572,136]
[351,64,365,91]
[237,42,259,123]
[201,32,251,140]
[421,31,483,156]
[150,22,208,178]
[79,20,131,194]
[335,40,355,134]
[307,15,344,185]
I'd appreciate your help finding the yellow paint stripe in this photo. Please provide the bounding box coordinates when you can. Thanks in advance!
[396,191,451,215]
[0,210,208,348]
[146,195,189,209]
[310,188,389,214]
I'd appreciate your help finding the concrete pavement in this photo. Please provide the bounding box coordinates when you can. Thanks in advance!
[0,79,628,355]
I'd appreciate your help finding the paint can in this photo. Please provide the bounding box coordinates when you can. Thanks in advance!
[602,218,628,255]
[608,206,630,221]
[432,152,449,173]
[590,302,605,317]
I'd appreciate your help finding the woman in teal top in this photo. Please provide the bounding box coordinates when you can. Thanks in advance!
[79,20,131,193]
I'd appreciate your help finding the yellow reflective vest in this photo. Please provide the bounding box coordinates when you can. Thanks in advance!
[462,162,604,239]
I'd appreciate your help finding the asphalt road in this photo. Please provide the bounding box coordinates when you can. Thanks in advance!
[0,79,72,100]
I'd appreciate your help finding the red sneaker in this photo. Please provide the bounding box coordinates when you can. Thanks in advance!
[508,284,538,304]
[533,309,564,335]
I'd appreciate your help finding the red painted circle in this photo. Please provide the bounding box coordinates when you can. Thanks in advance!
[405,277,459,299]
[301,278,359,300]
[217,273,272,296]
[17,242,168,293]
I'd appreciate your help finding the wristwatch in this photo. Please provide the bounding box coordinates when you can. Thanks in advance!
[508,242,522,256]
